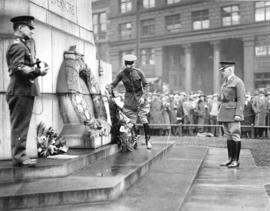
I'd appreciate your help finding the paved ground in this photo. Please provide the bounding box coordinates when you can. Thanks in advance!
[181,148,270,211]
[13,136,270,211]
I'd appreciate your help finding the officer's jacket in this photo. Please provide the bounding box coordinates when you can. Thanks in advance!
[6,37,41,96]
[217,74,245,122]
[111,67,149,111]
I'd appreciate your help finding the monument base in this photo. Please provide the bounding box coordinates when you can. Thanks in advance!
[61,124,111,149]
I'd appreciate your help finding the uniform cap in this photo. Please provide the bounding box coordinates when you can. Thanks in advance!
[10,16,35,29]
[123,54,137,62]
[219,61,235,71]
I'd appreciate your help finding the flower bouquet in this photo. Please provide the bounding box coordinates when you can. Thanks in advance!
[37,122,69,157]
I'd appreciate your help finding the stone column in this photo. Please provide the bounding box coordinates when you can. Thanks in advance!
[184,44,192,92]
[243,36,255,91]
[155,47,163,77]
[212,41,220,93]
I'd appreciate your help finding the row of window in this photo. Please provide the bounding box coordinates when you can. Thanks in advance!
[120,0,181,13]
[93,2,270,39]
[120,42,270,67]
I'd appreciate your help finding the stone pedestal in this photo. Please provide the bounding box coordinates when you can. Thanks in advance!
[0,0,96,159]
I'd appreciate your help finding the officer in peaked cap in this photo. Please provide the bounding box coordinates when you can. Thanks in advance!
[6,15,48,167]
[10,15,35,29]
[217,61,245,168]
[107,54,152,150]
[218,61,235,71]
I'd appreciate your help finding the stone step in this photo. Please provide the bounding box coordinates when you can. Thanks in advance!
[0,142,173,210]
[0,144,119,183]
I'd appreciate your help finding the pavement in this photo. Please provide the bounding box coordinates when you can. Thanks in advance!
[8,137,270,211]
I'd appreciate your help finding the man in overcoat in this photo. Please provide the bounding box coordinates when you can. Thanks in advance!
[217,61,245,168]
[6,16,48,166]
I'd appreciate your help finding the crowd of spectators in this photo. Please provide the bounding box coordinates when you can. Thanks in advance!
[113,88,270,139]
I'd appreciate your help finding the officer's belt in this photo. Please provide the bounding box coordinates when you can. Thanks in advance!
[222,98,237,103]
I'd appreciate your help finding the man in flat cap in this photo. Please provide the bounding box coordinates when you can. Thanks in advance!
[6,16,48,166]
[218,61,245,168]
[107,54,152,149]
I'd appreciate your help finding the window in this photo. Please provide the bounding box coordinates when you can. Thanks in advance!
[255,72,270,89]
[165,14,181,33]
[93,12,107,39]
[166,0,181,5]
[120,0,132,13]
[192,10,209,30]
[255,1,270,22]
[141,19,155,36]
[143,0,155,9]
[255,46,269,56]
[140,48,155,65]
[119,22,132,39]
[255,36,270,56]
[221,5,240,26]
[120,50,135,65]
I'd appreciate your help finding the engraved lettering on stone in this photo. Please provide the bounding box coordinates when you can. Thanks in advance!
[50,0,75,15]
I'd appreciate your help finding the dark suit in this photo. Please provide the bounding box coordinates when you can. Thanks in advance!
[6,37,42,164]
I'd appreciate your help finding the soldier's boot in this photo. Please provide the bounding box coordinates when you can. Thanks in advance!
[220,140,233,166]
[228,141,241,168]
[143,123,152,150]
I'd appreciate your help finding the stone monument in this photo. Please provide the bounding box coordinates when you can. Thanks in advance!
[56,46,111,148]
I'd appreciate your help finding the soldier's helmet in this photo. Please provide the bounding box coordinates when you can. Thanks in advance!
[10,16,35,29]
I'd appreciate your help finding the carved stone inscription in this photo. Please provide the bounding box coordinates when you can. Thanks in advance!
[49,0,76,21]
[50,0,75,15]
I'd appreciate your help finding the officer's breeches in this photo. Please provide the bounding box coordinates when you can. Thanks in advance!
[223,122,241,141]
[6,95,34,163]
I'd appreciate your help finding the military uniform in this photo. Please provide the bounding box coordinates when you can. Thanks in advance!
[111,67,150,123]
[218,61,245,168]
[109,54,152,149]
[6,16,44,165]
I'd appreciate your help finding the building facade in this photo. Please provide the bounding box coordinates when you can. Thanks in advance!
[92,0,270,94]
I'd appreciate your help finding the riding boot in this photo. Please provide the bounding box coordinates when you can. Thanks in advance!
[228,141,241,168]
[143,123,152,149]
[220,140,233,166]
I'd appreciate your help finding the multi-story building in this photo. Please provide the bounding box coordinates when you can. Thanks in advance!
[92,0,270,93]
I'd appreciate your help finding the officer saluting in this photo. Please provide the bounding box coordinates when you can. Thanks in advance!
[6,16,48,166]
[217,61,245,168]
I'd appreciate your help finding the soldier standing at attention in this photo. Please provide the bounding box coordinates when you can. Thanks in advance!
[218,61,245,168]
[6,16,48,166]
[107,54,152,149]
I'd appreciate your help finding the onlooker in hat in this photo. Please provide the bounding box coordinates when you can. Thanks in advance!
[242,93,255,138]
[209,93,221,137]
[182,95,195,135]
[6,16,48,166]
[218,61,245,168]
[252,89,267,138]
[149,93,164,136]
[195,94,209,134]
[161,95,171,136]
[107,54,152,149]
